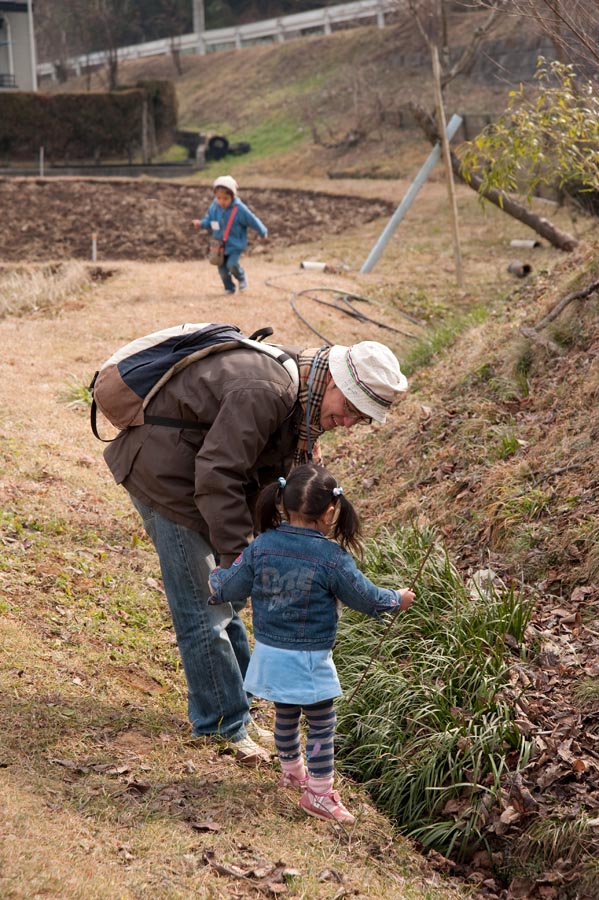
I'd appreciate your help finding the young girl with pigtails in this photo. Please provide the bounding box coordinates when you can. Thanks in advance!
[208,464,415,825]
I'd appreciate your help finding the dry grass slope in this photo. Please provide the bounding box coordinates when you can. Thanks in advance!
[2,11,599,900]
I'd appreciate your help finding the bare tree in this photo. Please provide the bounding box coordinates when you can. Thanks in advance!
[151,0,189,75]
[398,0,578,249]
[36,0,140,89]
[84,0,140,90]
[34,0,92,74]
[407,0,505,85]
[475,0,599,72]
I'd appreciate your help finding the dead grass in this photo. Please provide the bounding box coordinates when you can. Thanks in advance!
[0,261,91,318]
[1,160,598,899]
[3,13,599,894]
[45,12,537,183]
[1,189,492,899]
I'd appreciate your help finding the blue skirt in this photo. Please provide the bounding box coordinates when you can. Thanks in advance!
[244,641,342,705]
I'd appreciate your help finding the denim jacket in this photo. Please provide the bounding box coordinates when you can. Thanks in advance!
[199,198,267,253]
[209,524,400,651]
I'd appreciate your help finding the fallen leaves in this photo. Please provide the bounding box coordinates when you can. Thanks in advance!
[203,848,302,895]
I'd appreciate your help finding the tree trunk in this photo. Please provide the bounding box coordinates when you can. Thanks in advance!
[107,50,118,92]
[409,102,579,252]
[450,152,578,251]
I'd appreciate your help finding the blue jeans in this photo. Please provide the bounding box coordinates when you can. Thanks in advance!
[218,250,245,291]
[130,496,251,740]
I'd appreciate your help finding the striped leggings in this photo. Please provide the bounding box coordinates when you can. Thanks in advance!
[274,699,336,778]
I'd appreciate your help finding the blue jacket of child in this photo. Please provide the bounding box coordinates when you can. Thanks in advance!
[200,197,267,253]
[208,523,400,651]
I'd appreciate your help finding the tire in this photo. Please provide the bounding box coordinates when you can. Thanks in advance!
[207,135,229,160]
[228,141,251,156]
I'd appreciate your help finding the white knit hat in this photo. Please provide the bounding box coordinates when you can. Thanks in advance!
[329,341,408,423]
[213,175,238,196]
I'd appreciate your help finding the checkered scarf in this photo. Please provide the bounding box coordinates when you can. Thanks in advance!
[293,346,330,466]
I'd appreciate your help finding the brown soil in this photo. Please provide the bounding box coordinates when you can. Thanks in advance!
[0,177,394,262]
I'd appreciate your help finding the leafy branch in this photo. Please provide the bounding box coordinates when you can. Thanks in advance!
[457,58,599,201]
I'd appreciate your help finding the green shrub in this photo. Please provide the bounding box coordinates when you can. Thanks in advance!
[335,526,533,859]
[0,82,177,162]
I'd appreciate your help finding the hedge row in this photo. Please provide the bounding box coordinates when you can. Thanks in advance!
[0,81,177,162]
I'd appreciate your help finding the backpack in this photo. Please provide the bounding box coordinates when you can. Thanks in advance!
[90,322,299,441]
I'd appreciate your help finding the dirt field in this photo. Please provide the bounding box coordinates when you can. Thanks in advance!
[0,177,395,262]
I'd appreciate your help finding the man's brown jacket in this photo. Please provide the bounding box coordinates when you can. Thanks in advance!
[104,346,300,566]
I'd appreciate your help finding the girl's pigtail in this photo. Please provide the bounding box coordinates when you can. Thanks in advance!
[333,494,362,557]
[255,481,283,533]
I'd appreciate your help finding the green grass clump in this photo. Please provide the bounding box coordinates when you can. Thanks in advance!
[335,525,533,859]
[508,813,599,894]
[402,308,488,375]
[59,374,93,409]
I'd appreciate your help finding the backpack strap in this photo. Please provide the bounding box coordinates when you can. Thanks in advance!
[143,414,210,429]
[222,204,238,244]
[249,327,273,342]
[91,326,298,441]
[89,371,105,442]
[143,340,297,430]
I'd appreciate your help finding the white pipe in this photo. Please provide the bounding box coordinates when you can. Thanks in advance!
[360,113,463,274]
[510,239,541,249]
[507,260,532,277]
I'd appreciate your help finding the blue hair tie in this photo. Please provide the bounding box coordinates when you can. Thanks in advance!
[278,477,287,490]
[332,486,343,497]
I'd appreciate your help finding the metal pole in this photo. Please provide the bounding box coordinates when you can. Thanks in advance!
[360,113,463,274]
[192,0,206,55]
[5,16,15,82]
[26,0,38,91]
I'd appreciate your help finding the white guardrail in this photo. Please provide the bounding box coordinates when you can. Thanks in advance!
[37,0,396,80]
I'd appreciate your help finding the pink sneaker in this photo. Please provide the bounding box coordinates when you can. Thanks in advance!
[299,788,356,825]
[278,771,308,791]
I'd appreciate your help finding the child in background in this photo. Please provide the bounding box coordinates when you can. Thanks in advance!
[192,175,267,295]
[208,464,415,825]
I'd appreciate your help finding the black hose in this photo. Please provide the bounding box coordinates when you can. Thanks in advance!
[264,272,423,344]
[291,288,421,341]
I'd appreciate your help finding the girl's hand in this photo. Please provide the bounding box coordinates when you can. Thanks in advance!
[192,219,201,228]
[208,566,221,592]
[398,588,415,611]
